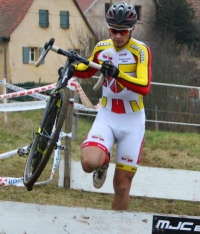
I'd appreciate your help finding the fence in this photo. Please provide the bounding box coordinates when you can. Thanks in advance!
[79,76,200,133]
[144,81,200,132]
[1,77,200,130]
[0,77,200,201]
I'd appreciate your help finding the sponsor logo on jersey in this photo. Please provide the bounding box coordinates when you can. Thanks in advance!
[97,42,112,47]
[140,50,145,63]
[103,53,113,61]
[131,44,140,51]
[119,53,127,56]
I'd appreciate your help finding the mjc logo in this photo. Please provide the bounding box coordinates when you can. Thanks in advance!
[152,215,200,234]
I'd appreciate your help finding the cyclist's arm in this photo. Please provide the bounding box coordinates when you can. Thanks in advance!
[73,51,101,79]
[116,45,152,96]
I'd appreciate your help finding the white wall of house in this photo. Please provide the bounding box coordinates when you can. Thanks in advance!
[6,0,95,84]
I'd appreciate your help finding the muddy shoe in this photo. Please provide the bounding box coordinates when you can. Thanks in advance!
[93,164,109,189]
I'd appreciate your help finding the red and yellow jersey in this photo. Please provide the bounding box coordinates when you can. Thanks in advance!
[73,38,152,114]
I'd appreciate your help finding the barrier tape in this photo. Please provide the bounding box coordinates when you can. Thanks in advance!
[5,83,47,100]
[0,101,46,112]
[0,101,100,112]
[0,77,101,112]
[0,131,70,186]
[0,83,56,100]
[73,103,99,112]
[68,77,95,109]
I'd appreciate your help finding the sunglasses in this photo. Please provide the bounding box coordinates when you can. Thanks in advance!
[108,26,133,35]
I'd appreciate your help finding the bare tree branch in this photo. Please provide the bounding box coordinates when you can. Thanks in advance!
[154,0,162,7]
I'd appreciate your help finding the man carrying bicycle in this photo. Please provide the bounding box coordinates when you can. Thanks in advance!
[73,1,152,210]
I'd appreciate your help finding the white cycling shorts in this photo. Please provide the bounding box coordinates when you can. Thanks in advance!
[82,107,145,172]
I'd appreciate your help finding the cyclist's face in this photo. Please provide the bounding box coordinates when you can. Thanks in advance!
[109,26,134,48]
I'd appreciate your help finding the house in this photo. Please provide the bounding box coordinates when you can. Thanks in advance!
[75,0,156,42]
[0,0,97,85]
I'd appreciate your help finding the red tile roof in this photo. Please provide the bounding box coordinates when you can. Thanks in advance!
[75,0,96,13]
[73,0,98,39]
[0,0,34,38]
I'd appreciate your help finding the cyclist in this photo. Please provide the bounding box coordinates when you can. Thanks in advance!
[73,1,152,210]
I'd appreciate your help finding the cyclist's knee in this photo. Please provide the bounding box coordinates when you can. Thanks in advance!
[81,155,93,173]
[81,146,107,173]
[114,181,130,195]
[113,170,135,195]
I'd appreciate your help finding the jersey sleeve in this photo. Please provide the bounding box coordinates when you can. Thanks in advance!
[73,44,101,79]
[116,44,152,96]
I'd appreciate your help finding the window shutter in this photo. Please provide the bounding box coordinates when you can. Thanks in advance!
[39,9,49,27]
[60,11,69,29]
[23,47,29,64]
[39,47,45,64]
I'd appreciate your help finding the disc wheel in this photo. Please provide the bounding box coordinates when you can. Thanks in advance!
[23,88,70,190]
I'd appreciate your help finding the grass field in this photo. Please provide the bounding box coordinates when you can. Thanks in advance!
[0,110,200,216]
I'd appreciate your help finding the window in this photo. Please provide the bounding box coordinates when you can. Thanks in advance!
[22,47,44,64]
[29,48,35,63]
[135,6,141,21]
[105,3,110,16]
[39,9,49,27]
[60,11,69,29]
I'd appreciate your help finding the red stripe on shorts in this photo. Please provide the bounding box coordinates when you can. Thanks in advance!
[82,141,108,155]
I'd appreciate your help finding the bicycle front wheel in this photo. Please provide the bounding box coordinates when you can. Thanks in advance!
[23,88,70,190]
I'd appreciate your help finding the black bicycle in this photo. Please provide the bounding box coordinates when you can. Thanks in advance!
[23,38,103,191]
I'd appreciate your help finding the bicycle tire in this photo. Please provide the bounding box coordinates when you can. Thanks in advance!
[23,87,70,190]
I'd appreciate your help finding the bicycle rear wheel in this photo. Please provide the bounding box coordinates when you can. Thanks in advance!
[23,88,70,190]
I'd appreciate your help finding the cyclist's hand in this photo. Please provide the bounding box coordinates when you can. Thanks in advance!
[68,50,79,63]
[100,60,119,77]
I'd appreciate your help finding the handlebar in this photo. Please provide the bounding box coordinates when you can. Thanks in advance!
[35,38,104,91]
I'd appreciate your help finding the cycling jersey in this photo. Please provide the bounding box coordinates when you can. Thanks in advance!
[74,37,152,114]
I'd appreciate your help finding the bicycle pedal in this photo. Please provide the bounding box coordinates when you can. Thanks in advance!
[17,148,29,156]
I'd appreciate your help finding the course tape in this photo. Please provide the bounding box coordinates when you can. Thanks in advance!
[0,77,101,112]
[68,77,95,109]
[0,101,46,112]
[0,83,56,100]
[5,83,47,100]
[0,132,69,186]
[0,101,99,112]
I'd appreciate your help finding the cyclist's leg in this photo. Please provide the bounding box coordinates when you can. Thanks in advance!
[112,169,136,210]
[81,109,115,173]
[112,110,145,210]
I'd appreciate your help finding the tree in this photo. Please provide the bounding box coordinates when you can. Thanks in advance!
[153,0,198,47]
